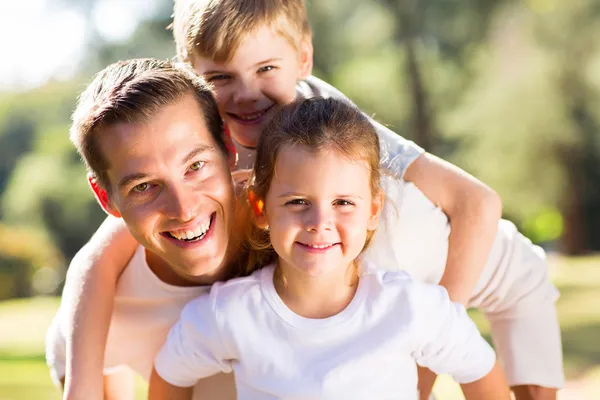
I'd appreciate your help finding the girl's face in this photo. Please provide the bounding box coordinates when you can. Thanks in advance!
[259,146,383,279]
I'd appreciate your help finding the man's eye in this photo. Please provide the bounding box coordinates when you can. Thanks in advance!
[258,65,275,73]
[133,183,150,193]
[190,161,205,171]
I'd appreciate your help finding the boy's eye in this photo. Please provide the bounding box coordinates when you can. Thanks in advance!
[258,65,275,73]
[189,161,205,171]
[206,74,230,83]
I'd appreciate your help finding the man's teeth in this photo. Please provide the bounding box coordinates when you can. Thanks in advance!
[169,218,211,241]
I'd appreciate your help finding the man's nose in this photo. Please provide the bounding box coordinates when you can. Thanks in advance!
[164,184,197,223]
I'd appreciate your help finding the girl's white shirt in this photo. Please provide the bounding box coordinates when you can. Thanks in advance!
[155,263,496,399]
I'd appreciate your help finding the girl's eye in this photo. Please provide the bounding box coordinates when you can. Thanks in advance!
[258,65,275,73]
[133,182,150,193]
[189,161,205,171]
[334,199,354,207]
[285,198,308,206]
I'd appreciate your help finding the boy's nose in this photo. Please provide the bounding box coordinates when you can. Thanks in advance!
[233,79,261,104]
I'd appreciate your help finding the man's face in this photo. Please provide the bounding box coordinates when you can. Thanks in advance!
[192,25,312,149]
[99,94,235,283]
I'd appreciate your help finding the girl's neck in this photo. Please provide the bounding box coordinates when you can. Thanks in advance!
[273,260,359,319]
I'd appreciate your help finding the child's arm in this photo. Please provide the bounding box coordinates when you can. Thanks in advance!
[411,282,510,398]
[61,216,138,400]
[460,360,510,400]
[152,292,233,395]
[149,368,193,400]
[403,152,502,305]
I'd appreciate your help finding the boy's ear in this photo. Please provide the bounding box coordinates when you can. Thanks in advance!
[367,190,385,231]
[298,38,313,79]
[88,174,121,218]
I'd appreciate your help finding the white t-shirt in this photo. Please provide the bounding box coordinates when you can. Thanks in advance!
[155,263,496,399]
[47,246,208,379]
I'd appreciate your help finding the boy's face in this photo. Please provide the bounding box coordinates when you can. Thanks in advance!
[193,25,313,149]
[98,94,235,283]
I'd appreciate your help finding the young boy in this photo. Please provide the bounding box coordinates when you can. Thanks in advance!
[52,1,563,399]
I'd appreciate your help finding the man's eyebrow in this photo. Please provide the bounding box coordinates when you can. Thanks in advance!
[117,145,216,191]
[118,173,151,191]
[182,144,217,165]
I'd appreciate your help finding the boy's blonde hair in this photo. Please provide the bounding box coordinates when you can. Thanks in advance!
[172,0,311,64]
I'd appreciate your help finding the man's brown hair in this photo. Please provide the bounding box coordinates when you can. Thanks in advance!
[70,58,226,192]
[172,0,312,64]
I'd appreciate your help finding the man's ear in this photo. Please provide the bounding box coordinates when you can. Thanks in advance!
[88,174,121,218]
[367,190,385,231]
[298,38,314,79]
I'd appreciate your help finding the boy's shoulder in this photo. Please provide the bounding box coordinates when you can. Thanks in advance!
[298,75,355,105]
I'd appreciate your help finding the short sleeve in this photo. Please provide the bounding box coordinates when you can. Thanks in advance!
[411,283,496,384]
[370,118,424,179]
[154,292,233,387]
[300,75,424,179]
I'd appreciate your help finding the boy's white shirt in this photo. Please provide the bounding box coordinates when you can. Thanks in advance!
[155,263,496,399]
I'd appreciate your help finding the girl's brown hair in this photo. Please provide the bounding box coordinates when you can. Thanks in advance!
[242,97,382,276]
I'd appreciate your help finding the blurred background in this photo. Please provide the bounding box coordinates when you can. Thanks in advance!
[0,0,598,399]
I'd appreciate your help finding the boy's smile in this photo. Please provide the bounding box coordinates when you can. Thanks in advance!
[99,94,235,284]
[193,25,312,149]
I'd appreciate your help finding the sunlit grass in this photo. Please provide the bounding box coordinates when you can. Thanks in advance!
[0,255,598,399]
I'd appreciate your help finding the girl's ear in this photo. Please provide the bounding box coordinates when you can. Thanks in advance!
[367,190,385,231]
[254,210,269,230]
[248,189,268,229]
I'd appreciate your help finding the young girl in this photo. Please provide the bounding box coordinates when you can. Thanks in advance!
[149,98,510,400]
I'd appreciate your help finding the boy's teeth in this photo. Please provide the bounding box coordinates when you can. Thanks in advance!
[238,111,264,120]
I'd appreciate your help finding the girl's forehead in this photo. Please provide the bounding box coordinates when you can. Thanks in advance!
[269,146,372,191]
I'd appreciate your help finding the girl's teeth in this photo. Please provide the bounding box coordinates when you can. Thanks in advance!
[307,244,333,249]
